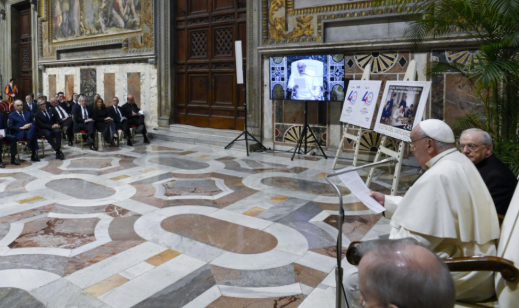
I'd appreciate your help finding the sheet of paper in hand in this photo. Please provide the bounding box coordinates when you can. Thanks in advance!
[337,167,385,214]
[340,80,382,129]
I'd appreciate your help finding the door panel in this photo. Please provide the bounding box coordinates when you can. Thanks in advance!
[174,0,246,130]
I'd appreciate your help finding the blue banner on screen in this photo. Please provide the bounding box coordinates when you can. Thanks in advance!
[269,55,345,102]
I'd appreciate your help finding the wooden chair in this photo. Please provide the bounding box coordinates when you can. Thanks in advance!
[346,184,519,308]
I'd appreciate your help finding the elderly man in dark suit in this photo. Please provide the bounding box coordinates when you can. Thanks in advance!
[121,95,149,144]
[108,96,132,146]
[24,94,38,116]
[35,99,65,160]
[50,97,74,146]
[72,95,97,151]
[8,100,39,161]
[459,128,518,215]
[0,110,20,167]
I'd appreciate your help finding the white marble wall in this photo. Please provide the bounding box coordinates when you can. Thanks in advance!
[42,63,159,130]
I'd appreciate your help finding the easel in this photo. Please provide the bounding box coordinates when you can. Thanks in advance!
[290,100,327,161]
[365,60,417,195]
[332,65,372,169]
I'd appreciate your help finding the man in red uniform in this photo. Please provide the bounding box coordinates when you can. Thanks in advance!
[4,79,18,104]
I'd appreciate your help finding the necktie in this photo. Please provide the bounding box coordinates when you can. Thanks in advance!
[19,112,24,122]
[83,107,87,119]
[45,111,50,120]
[56,107,64,118]
[115,106,122,119]
[28,103,32,111]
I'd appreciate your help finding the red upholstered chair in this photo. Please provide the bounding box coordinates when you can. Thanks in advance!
[0,100,10,112]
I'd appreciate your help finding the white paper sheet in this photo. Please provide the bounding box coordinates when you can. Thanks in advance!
[0,129,4,137]
[337,168,385,214]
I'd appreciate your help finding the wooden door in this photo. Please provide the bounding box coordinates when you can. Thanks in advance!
[18,8,33,100]
[174,0,246,130]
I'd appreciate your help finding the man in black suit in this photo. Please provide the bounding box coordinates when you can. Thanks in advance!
[24,94,38,116]
[50,97,74,146]
[72,96,97,151]
[35,99,65,160]
[0,110,20,168]
[121,95,149,143]
[109,96,132,146]
[9,100,39,162]
[459,128,518,215]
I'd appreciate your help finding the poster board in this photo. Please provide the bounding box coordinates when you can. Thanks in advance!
[339,80,382,129]
[373,81,431,142]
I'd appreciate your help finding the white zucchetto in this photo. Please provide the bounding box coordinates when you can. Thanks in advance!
[418,119,455,143]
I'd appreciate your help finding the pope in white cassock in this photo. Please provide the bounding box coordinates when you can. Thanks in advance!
[287,61,319,100]
[346,119,500,303]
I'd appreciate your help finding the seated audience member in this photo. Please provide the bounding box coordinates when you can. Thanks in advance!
[366,120,499,301]
[72,96,97,151]
[9,100,40,161]
[43,95,52,109]
[92,98,117,146]
[0,109,20,167]
[121,95,149,143]
[109,96,132,146]
[51,98,74,146]
[459,128,518,215]
[24,94,38,115]
[61,92,76,114]
[35,99,64,160]
[356,238,455,308]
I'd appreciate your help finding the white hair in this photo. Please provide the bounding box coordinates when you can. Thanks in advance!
[461,128,493,151]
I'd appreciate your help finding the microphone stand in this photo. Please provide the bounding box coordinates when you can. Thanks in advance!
[325,157,398,308]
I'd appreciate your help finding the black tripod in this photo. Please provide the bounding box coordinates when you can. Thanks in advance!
[291,100,327,161]
[225,67,266,156]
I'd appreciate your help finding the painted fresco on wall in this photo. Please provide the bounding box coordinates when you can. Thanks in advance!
[51,0,142,42]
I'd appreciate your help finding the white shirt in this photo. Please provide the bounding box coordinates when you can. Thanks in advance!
[384,149,500,301]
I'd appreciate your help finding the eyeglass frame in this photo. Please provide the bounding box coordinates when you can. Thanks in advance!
[457,142,483,151]
[409,136,429,150]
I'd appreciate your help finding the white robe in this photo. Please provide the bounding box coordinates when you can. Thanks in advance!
[287,71,317,99]
[385,148,500,301]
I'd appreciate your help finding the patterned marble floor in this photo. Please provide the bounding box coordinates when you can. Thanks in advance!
[0,137,419,308]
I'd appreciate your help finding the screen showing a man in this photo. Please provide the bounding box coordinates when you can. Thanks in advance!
[287,61,323,100]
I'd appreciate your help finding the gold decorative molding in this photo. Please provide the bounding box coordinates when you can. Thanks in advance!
[38,0,155,60]
[262,0,417,45]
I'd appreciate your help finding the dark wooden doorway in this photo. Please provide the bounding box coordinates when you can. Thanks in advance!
[11,2,33,101]
[174,0,246,130]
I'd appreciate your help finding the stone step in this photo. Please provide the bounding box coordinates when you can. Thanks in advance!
[150,125,260,151]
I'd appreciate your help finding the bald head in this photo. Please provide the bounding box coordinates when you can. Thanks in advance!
[358,239,455,308]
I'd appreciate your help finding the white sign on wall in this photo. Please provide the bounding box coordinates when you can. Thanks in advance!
[339,80,382,129]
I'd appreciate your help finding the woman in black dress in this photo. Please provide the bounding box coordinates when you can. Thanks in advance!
[92,98,118,146]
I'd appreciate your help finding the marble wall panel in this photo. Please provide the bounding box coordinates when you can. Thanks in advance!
[104,73,116,104]
[65,75,74,100]
[48,75,56,99]
[80,69,97,105]
[127,73,141,108]
[444,74,484,127]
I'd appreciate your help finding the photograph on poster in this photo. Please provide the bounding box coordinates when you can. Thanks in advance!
[374,81,432,141]
[339,80,382,129]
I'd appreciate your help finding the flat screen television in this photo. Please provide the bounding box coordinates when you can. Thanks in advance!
[269,55,345,102]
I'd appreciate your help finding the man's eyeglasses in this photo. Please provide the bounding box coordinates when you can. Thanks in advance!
[409,136,428,150]
[458,143,480,151]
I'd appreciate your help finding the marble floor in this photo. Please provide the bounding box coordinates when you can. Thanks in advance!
[0,136,419,308]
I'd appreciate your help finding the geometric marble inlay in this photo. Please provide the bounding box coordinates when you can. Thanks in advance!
[163,179,221,197]
[8,217,99,249]
[148,157,210,170]
[161,214,278,254]
[45,179,116,199]
[261,177,349,195]
[69,158,113,169]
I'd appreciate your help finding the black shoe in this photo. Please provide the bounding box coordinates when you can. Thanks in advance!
[68,141,73,146]
[56,151,65,160]
[11,158,20,166]
[0,161,5,168]
[127,139,133,146]
[90,144,98,151]
[136,125,145,134]
[144,137,150,144]
[31,154,40,162]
